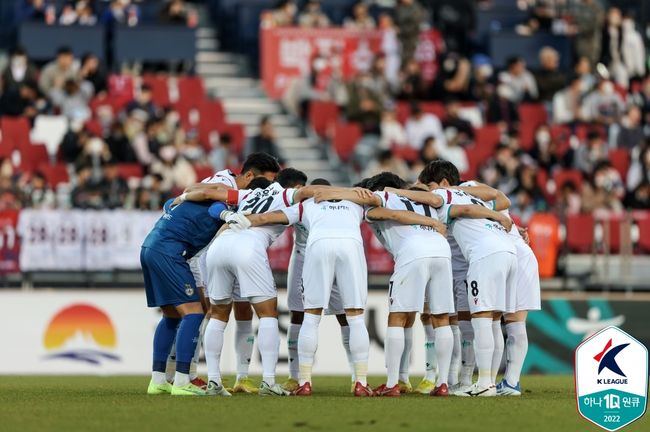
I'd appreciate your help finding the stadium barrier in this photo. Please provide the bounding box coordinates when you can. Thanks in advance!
[1,290,648,376]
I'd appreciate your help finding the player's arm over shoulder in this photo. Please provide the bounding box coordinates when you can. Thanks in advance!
[450,204,512,231]
[313,187,380,206]
[366,207,447,236]
[246,210,291,226]
[383,187,443,208]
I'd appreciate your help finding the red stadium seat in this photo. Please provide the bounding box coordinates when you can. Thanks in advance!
[421,102,445,120]
[309,101,339,137]
[108,74,135,99]
[608,149,630,182]
[518,104,547,150]
[391,145,420,162]
[38,163,70,187]
[219,123,246,156]
[177,76,205,105]
[22,143,50,171]
[193,165,214,182]
[395,101,410,124]
[332,122,362,162]
[474,124,501,157]
[566,213,594,253]
[0,116,30,151]
[142,75,170,107]
[602,215,623,253]
[198,100,225,130]
[635,213,650,252]
[116,164,144,179]
[554,169,584,193]
[462,147,482,179]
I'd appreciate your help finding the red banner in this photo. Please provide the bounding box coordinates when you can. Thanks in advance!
[0,210,20,274]
[261,28,444,99]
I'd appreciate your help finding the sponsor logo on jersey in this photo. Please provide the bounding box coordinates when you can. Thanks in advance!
[42,304,120,365]
[575,326,648,431]
[184,284,194,296]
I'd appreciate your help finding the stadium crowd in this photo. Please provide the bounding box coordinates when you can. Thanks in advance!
[0,0,649,223]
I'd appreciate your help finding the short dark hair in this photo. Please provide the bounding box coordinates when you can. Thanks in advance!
[310,178,331,186]
[57,46,73,56]
[366,172,408,191]
[418,160,460,186]
[141,84,152,93]
[276,168,307,188]
[507,56,523,68]
[241,152,281,176]
[353,178,371,188]
[247,176,273,190]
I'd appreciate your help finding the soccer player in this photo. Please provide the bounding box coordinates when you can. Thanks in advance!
[283,178,357,393]
[183,168,317,396]
[168,154,281,391]
[385,160,515,397]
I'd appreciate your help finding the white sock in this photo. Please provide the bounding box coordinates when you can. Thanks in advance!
[347,315,369,386]
[434,325,454,386]
[298,313,321,385]
[287,323,301,380]
[235,320,254,380]
[449,324,461,386]
[257,317,280,386]
[152,371,167,384]
[458,320,475,386]
[190,316,208,380]
[424,324,437,381]
[174,371,190,387]
[165,342,176,383]
[491,320,504,385]
[399,327,413,383]
[385,327,405,387]
[204,318,227,384]
[472,317,494,388]
[504,321,528,386]
[340,325,356,382]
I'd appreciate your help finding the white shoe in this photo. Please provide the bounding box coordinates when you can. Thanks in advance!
[453,383,496,397]
[206,380,231,397]
[259,381,290,396]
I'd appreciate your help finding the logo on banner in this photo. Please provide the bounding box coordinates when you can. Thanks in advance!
[43,304,120,365]
[575,326,648,431]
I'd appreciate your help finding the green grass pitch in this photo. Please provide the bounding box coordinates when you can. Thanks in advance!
[1,376,647,432]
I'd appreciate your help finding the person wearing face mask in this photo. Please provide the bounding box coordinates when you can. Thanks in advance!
[150,145,197,192]
[269,0,297,27]
[552,75,583,124]
[581,161,625,214]
[486,84,519,128]
[574,130,607,174]
[1,47,37,91]
[528,125,573,172]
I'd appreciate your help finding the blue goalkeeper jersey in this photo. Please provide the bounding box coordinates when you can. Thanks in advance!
[141,198,227,260]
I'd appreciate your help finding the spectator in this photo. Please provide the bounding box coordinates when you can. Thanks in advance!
[344,2,376,30]
[615,105,645,150]
[106,121,137,163]
[468,55,495,103]
[535,47,567,103]
[74,136,113,175]
[627,147,650,193]
[574,56,597,94]
[498,56,538,103]
[442,98,474,146]
[528,125,572,172]
[581,161,624,213]
[581,79,625,126]
[77,1,97,25]
[268,0,297,27]
[346,72,384,135]
[136,174,168,210]
[480,144,520,195]
[60,124,91,164]
[246,116,285,164]
[575,130,607,174]
[369,55,393,102]
[298,0,330,28]
[100,0,130,26]
[515,163,548,210]
[71,165,104,209]
[38,46,79,97]
[0,80,40,118]
[510,189,536,225]
[486,84,519,128]
[379,14,400,90]
[125,84,160,121]
[22,171,55,209]
[437,133,468,175]
[397,59,427,100]
[79,53,107,95]
[625,181,650,209]
[50,78,93,122]
[431,53,472,100]
[362,149,411,180]
[150,145,197,191]
[209,133,239,172]
[98,160,129,209]
[516,0,556,35]
[620,11,646,84]
[160,0,188,25]
[570,0,604,67]
[556,180,582,215]
[1,47,38,91]
[59,2,78,25]
[552,76,583,124]
[179,129,206,163]
[405,103,445,151]
[379,110,408,150]
[18,0,47,22]
[395,0,427,66]
[419,136,439,165]
[428,0,476,55]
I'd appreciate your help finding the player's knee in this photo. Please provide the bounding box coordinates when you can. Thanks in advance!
[492,312,503,322]
[505,310,527,324]
[431,313,450,328]
[344,308,364,317]
[291,311,305,324]
[234,301,254,320]
[420,313,431,324]
[210,300,232,321]
[458,311,472,321]
[176,301,204,316]
[449,315,458,326]
[388,312,409,327]
[251,297,278,318]
[404,312,417,328]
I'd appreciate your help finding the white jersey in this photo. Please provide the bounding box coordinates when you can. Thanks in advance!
[282,198,364,247]
[365,191,450,266]
[433,188,515,263]
[292,221,309,254]
[220,182,297,248]
[448,234,468,281]
[201,169,237,188]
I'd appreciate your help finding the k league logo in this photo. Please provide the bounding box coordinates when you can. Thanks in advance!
[575,326,648,431]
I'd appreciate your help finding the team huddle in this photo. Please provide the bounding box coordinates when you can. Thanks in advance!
[140,152,541,398]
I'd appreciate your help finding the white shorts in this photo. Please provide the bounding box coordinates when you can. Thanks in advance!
[514,242,541,311]
[287,248,345,315]
[302,238,367,310]
[466,252,517,314]
[453,278,470,314]
[206,232,276,302]
[389,257,454,314]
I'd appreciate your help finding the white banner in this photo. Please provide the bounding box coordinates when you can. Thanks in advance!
[0,290,427,376]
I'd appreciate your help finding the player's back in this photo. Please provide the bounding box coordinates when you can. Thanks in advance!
[370,191,450,265]
[300,198,364,247]
[433,188,515,263]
